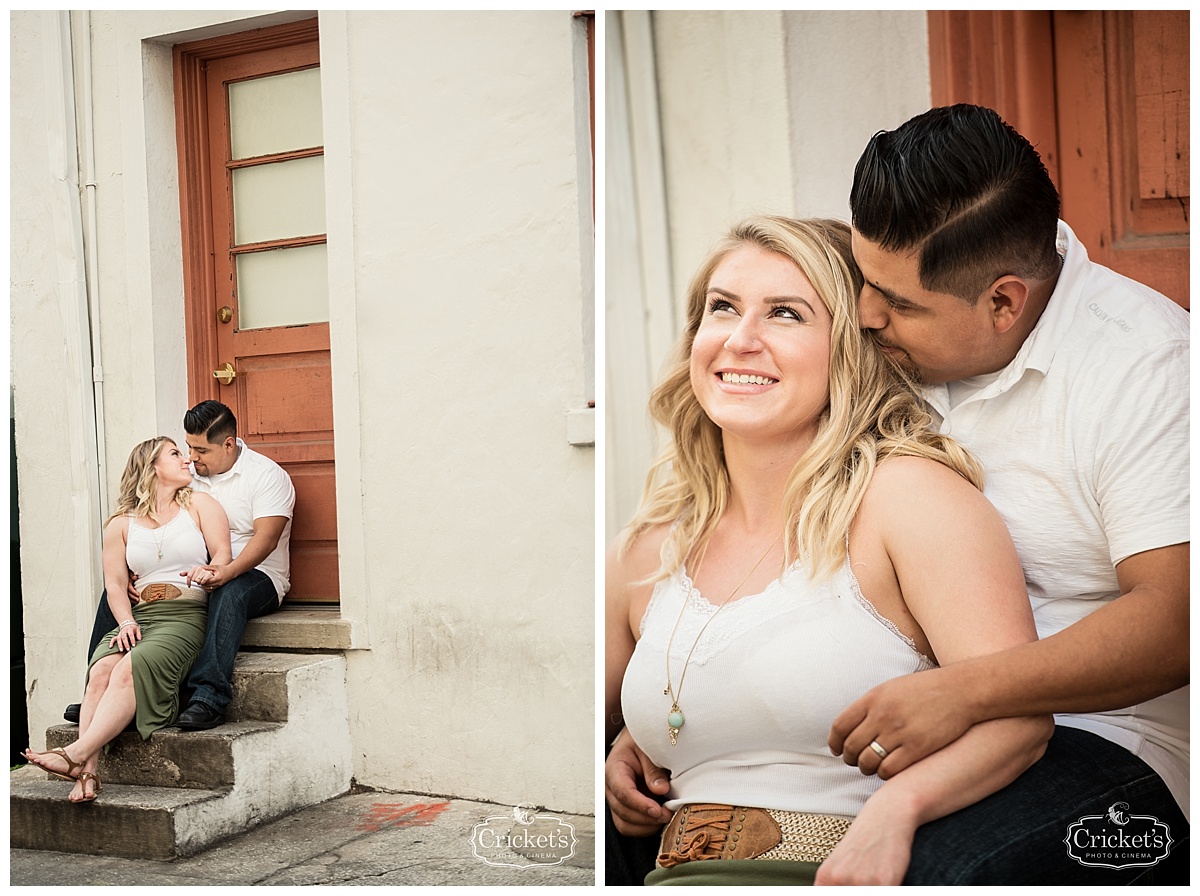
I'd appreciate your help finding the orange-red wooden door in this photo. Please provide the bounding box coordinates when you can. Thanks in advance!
[177,20,339,602]
[928,10,1189,308]
[1053,11,1189,308]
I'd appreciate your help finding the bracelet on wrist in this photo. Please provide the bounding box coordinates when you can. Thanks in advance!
[119,620,137,629]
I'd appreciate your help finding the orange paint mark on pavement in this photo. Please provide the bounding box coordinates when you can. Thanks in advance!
[356,801,451,832]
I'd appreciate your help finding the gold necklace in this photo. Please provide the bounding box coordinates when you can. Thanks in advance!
[148,503,179,561]
[663,531,781,746]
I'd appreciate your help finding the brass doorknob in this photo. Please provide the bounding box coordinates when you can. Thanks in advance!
[217,306,234,324]
[213,362,237,385]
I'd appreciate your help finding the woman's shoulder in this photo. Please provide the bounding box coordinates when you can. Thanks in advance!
[104,514,132,535]
[190,490,230,517]
[862,454,1003,541]
[868,454,981,502]
[189,491,219,511]
[102,513,132,549]
[606,523,669,592]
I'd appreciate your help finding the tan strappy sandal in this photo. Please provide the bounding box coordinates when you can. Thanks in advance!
[24,747,83,782]
[73,771,102,803]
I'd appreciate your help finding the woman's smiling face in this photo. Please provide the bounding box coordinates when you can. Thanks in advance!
[689,243,833,451]
[154,440,194,489]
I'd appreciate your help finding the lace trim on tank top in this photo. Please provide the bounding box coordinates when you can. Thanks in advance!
[640,560,836,667]
[841,560,935,668]
[640,552,936,670]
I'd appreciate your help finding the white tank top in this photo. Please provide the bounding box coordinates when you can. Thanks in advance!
[621,554,935,817]
[126,508,209,591]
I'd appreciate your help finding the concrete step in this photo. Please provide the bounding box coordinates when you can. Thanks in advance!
[40,651,311,790]
[12,651,351,859]
[242,605,352,650]
[10,776,227,861]
[45,721,282,789]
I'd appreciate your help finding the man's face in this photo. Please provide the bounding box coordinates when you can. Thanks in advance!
[187,434,237,477]
[851,230,1000,385]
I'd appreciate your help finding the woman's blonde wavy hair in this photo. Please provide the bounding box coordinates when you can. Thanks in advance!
[622,216,983,582]
[104,437,192,527]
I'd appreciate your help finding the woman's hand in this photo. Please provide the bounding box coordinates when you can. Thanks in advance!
[109,621,142,653]
[814,789,919,886]
[183,564,228,591]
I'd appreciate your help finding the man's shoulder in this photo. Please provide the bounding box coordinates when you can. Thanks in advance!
[1040,263,1187,398]
[238,443,293,483]
[1068,258,1189,347]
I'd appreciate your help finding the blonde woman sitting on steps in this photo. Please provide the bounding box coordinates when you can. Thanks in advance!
[24,436,231,803]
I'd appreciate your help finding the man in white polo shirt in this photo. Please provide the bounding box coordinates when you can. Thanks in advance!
[175,400,295,729]
[829,104,1188,883]
[67,400,295,731]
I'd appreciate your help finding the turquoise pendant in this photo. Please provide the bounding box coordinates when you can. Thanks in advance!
[667,705,684,745]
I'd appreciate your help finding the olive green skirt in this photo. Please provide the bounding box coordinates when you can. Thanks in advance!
[88,598,207,739]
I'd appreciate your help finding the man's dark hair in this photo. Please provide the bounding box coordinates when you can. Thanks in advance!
[850,104,1061,301]
[184,400,237,445]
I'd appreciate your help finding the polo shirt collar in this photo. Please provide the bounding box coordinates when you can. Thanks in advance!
[225,438,249,477]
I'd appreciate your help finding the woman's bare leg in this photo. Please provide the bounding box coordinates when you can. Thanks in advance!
[71,652,137,758]
[77,653,117,734]
[68,654,120,801]
[25,652,135,800]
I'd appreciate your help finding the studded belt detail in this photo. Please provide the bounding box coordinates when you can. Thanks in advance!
[138,583,206,604]
[657,803,852,868]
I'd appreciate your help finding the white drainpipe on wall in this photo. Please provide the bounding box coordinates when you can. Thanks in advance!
[40,9,104,603]
[75,10,109,520]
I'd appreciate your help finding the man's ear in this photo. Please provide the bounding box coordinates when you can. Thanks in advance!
[987,276,1031,334]
[223,436,237,452]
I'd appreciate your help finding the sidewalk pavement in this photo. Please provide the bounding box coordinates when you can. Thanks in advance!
[10,773,595,886]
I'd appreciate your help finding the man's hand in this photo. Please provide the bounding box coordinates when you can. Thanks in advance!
[828,667,975,778]
[606,728,671,836]
[126,571,140,603]
[182,564,232,591]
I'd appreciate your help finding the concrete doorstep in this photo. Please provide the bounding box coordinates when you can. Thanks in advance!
[9,776,596,886]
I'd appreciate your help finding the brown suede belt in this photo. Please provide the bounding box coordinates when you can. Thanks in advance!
[138,583,206,604]
[656,803,853,868]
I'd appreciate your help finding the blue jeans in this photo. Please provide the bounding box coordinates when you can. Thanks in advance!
[904,726,1189,885]
[89,570,279,714]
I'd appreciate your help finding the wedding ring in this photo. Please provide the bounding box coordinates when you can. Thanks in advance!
[869,740,888,759]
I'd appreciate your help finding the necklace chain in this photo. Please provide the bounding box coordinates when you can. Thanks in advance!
[148,503,179,561]
[662,531,781,745]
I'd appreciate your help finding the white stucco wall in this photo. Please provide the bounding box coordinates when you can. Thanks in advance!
[323,10,594,813]
[11,10,105,729]
[783,10,932,220]
[653,11,798,299]
[12,9,593,815]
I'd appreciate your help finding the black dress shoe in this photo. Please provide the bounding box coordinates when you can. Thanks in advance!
[175,702,225,730]
[64,704,81,724]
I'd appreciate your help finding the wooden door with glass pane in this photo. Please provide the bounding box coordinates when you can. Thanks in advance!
[175,20,339,602]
